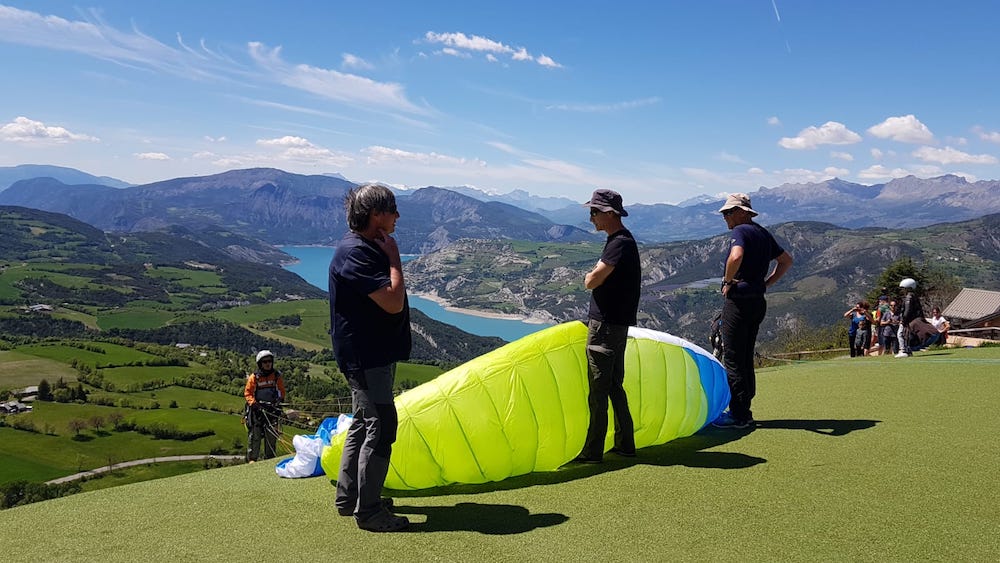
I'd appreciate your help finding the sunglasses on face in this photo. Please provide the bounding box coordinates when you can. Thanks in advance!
[722,208,738,217]
[590,208,602,217]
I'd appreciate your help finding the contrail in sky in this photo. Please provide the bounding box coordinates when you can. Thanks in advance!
[771,0,790,53]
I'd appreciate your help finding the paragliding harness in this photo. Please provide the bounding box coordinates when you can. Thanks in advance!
[243,372,283,432]
[709,312,724,361]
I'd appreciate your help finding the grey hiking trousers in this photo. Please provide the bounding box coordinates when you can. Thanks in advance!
[336,363,398,522]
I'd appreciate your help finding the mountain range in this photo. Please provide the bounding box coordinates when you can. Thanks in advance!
[5,166,999,248]
[535,175,1000,242]
[405,214,1000,345]
[0,168,596,254]
[0,164,131,191]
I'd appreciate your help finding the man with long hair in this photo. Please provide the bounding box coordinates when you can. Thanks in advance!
[329,184,411,532]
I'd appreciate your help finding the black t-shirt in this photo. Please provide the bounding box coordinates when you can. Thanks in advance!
[589,228,640,326]
[727,222,785,298]
[328,232,411,372]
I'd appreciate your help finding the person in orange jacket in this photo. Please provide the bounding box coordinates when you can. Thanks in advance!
[244,350,286,462]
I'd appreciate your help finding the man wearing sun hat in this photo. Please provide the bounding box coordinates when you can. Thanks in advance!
[574,188,641,463]
[713,193,793,429]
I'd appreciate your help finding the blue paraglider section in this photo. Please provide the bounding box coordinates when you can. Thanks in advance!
[275,414,352,478]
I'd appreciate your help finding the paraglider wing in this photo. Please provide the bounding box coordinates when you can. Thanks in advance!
[320,321,729,490]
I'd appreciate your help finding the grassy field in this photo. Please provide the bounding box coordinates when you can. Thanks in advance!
[0,401,251,483]
[1,347,997,561]
[396,362,446,386]
[209,299,331,349]
[0,351,78,387]
[96,309,176,330]
[16,342,158,368]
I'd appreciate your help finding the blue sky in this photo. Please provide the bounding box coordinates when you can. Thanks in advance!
[2,1,999,204]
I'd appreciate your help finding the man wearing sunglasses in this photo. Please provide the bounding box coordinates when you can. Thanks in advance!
[575,189,641,464]
[329,183,411,532]
[713,193,793,429]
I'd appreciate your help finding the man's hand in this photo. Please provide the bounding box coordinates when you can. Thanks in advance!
[373,228,402,265]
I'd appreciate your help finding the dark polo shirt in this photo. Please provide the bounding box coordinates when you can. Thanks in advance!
[589,228,640,326]
[328,232,411,372]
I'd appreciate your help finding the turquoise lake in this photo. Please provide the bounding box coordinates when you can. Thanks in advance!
[280,246,553,342]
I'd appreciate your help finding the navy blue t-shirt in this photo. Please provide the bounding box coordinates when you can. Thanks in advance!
[589,228,641,326]
[328,232,411,372]
[727,222,784,298]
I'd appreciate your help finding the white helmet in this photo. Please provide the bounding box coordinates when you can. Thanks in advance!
[255,350,275,365]
[899,278,917,289]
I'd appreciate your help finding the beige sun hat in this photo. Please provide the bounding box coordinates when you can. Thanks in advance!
[718,192,758,217]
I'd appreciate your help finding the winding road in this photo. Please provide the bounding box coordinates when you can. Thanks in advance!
[45,455,246,484]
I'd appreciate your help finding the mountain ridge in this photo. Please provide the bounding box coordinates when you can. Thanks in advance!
[0,164,131,190]
[0,168,597,253]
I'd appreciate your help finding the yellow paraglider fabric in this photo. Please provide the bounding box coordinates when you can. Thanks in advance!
[320,321,729,490]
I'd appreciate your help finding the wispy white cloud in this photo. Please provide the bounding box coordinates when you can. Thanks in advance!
[423,31,561,68]
[779,121,862,149]
[717,151,748,164]
[858,164,914,180]
[365,145,486,168]
[0,116,99,144]
[867,115,934,144]
[912,146,997,165]
[767,116,781,126]
[248,42,424,114]
[341,53,373,70]
[204,135,227,143]
[546,97,661,113]
[0,6,423,116]
[255,135,354,166]
[973,126,1000,144]
[233,96,366,123]
[830,151,854,161]
[0,6,228,80]
[439,47,471,58]
[257,136,312,148]
[487,141,521,155]
[536,54,562,68]
[871,148,883,160]
[134,152,170,160]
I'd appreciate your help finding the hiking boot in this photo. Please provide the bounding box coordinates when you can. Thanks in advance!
[711,412,754,429]
[357,508,409,533]
[609,447,636,457]
[573,454,603,464]
[337,497,394,517]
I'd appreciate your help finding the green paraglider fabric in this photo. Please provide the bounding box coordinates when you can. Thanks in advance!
[320,321,729,490]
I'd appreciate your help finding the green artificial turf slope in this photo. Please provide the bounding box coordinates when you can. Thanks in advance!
[1,347,998,562]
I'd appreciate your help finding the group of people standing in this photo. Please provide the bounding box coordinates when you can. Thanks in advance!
[843,280,950,358]
[322,184,793,532]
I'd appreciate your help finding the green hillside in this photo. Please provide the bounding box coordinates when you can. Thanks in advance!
[0,207,501,490]
[1,347,997,561]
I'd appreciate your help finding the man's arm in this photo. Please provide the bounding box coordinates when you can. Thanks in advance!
[243,374,255,406]
[367,231,406,314]
[585,260,614,290]
[721,245,744,296]
[276,376,287,402]
[765,251,793,288]
[723,245,744,283]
